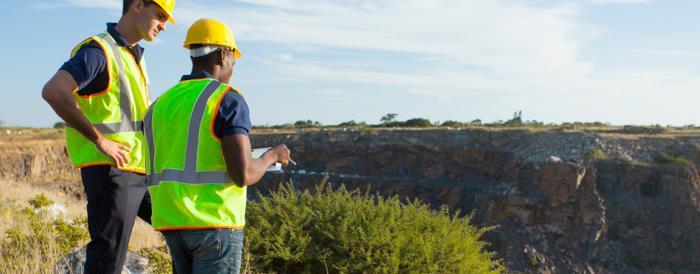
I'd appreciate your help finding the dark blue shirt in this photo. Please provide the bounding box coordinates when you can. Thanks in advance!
[180,73,252,137]
[60,23,144,96]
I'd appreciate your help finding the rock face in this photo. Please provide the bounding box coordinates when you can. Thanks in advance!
[248,129,700,273]
[3,128,700,273]
[0,130,81,197]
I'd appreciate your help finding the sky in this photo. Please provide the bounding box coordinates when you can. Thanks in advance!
[2,0,700,127]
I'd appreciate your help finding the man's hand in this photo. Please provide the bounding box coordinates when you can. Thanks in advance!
[96,136,132,167]
[222,135,292,187]
[266,144,291,166]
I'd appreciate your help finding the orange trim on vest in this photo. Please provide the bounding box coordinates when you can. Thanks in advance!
[155,225,245,231]
[209,86,231,142]
[74,38,113,98]
[75,162,146,174]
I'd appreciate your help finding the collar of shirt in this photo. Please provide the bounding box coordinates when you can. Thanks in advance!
[106,22,144,55]
[181,72,216,81]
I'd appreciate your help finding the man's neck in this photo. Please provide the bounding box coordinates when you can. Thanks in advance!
[114,17,141,46]
[191,67,227,83]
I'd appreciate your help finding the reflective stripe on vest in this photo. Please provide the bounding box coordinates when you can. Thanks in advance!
[68,33,141,134]
[144,80,229,185]
[65,31,149,172]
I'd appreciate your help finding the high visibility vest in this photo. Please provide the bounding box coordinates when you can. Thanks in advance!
[65,32,150,173]
[144,78,247,231]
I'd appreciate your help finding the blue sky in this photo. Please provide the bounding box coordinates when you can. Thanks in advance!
[2,0,700,127]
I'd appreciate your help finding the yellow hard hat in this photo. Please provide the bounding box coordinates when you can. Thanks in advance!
[151,0,175,24]
[183,18,242,59]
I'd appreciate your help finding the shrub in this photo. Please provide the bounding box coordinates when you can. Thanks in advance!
[244,184,504,273]
[338,120,368,127]
[584,149,608,162]
[0,197,89,273]
[654,153,690,166]
[294,120,321,128]
[441,120,463,128]
[403,118,433,128]
[138,245,172,274]
[29,193,54,209]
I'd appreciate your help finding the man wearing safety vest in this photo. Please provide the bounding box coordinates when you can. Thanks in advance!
[41,0,174,273]
[143,18,291,273]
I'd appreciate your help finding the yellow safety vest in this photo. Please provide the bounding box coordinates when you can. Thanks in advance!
[65,32,150,173]
[144,78,247,230]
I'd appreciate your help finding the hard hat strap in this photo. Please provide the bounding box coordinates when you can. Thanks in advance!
[190,45,225,58]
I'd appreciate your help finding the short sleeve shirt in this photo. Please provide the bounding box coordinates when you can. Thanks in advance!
[180,73,252,138]
[59,23,144,96]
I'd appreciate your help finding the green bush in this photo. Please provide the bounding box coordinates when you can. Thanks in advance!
[441,120,463,127]
[402,118,432,128]
[29,193,54,209]
[294,120,321,128]
[584,149,608,162]
[244,184,504,273]
[138,245,172,274]
[0,199,89,272]
[53,122,67,129]
[654,153,690,166]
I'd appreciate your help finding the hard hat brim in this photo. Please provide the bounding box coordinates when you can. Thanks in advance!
[152,2,175,24]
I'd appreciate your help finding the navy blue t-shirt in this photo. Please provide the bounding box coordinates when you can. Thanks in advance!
[60,23,144,96]
[180,73,252,138]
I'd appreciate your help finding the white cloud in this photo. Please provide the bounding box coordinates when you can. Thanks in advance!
[40,0,698,124]
[175,0,596,79]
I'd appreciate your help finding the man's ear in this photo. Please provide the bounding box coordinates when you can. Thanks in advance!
[130,0,145,14]
[219,50,228,66]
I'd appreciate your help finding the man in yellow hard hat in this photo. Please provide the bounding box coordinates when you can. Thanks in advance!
[41,0,174,273]
[143,18,290,273]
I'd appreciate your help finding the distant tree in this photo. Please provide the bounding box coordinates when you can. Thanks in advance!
[441,120,463,127]
[380,113,398,125]
[294,120,321,128]
[504,111,523,127]
[53,122,67,129]
[403,118,432,127]
[338,120,358,127]
[469,119,482,126]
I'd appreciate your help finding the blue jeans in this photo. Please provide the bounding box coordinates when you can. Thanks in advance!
[162,229,244,274]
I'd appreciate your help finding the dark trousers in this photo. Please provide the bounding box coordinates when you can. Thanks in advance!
[80,165,152,274]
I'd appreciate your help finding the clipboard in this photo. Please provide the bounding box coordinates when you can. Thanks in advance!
[252,147,282,172]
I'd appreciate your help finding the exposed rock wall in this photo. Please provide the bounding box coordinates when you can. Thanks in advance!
[250,129,700,273]
[2,128,700,273]
[0,136,80,195]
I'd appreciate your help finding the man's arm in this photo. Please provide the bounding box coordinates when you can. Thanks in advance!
[221,134,290,188]
[41,70,132,167]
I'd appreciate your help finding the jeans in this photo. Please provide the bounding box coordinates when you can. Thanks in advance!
[162,229,244,274]
[81,165,152,274]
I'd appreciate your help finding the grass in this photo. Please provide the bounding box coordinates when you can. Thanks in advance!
[0,179,506,273]
[0,180,165,273]
[653,153,690,166]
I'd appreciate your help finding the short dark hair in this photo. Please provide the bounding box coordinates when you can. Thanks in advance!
[123,0,155,15]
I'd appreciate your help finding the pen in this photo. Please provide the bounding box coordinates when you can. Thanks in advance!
[289,159,297,166]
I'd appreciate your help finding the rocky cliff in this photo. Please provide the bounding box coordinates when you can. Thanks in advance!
[2,128,699,273]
